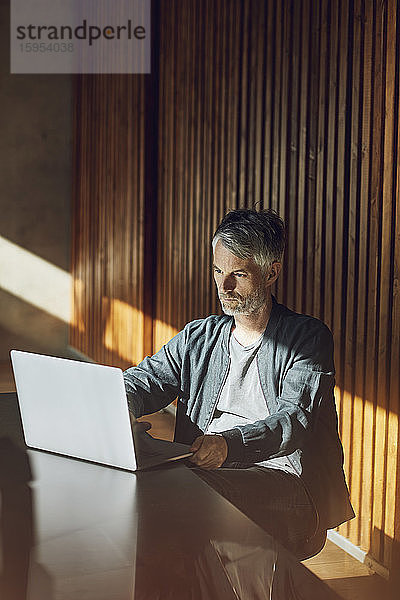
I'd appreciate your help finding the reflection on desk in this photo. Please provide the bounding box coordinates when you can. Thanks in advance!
[0,392,340,600]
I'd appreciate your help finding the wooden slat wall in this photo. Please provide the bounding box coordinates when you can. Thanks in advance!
[154,0,246,347]
[72,0,400,575]
[71,74,151,368]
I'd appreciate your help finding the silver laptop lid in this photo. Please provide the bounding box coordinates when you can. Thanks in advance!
[10,350,137,471]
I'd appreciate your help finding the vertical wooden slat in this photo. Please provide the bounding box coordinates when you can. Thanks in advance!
[262,1,274,214]
[276,0,290,303]
[332,0,349,525]
[371,0,389,563]
[253,2,267,209]
[359,0,374,554]
[323,0,339,332]
[271,0,282,215]
[237,1,249,209]
[360,0,382,557]
[286,0,301,309]
[304,0,320,318]
[334,0,352,541]
[203,0,214,317]
[176,2,185,336]
[295,0,310,313]
[380,0,397,568]
[390,0,400,584]
[313,0,329,319]
[345,0,363,545]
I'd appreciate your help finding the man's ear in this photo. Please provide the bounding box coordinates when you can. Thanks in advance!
[266,262,281,285]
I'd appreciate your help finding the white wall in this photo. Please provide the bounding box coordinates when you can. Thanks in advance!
[0,0,72,359]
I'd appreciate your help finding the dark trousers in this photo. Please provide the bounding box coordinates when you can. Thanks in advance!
[192,466,318,557]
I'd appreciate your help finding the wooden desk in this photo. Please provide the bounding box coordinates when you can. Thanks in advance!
[0,392,340,600]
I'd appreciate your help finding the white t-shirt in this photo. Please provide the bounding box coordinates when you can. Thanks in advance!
[206,331,298,475]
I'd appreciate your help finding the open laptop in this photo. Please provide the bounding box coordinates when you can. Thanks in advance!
[10,350,193,471]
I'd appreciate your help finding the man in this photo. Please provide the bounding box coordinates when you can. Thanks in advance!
[124,209,354,559]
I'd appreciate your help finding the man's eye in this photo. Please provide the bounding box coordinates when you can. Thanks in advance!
[235,273,246,278]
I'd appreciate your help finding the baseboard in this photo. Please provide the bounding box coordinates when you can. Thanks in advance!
[327,530,367,563]
[327,530,389,580]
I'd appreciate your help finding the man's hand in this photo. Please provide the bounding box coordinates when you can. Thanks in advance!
[189,434,228,470]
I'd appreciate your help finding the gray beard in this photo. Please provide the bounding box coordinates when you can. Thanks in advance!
[219,288,267,316]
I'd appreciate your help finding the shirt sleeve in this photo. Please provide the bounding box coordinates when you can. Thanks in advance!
[220,321,336,464]
[123,327,186,417]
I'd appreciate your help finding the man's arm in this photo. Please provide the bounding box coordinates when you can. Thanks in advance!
[123,328,186,417]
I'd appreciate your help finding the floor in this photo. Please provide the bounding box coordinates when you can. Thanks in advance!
[1,360,392,599]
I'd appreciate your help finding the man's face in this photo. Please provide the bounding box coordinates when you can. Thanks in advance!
[213,240,270,316]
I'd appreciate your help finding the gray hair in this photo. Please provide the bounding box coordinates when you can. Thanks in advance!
[212,208,285,271]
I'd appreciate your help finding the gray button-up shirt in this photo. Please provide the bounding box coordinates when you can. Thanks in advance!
[124,296,355,531]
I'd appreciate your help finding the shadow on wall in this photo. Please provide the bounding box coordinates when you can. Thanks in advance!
[370,528,400,598]
[0,289,69,361]
[0,235,72,360]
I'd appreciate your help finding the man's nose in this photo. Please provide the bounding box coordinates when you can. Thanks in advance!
[222,275,235,291]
